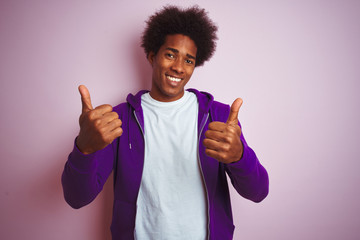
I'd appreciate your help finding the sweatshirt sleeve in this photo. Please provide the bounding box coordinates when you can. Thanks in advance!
[225,125,269,203]
[61,138,115,209]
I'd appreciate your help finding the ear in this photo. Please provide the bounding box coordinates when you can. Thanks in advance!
[147,51,155,65]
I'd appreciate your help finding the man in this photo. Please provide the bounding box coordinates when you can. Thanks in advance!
[62,5,269,240]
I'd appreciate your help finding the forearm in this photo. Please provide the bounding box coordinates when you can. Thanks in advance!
[61,140,114,209]
[226,141,269,203]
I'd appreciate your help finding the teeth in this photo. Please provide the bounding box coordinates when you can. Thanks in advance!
[167,75,181,82]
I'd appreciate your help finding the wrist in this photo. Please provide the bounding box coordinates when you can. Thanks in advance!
[75,136,93,155]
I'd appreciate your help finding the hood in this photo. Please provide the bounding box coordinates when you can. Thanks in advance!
[126,90,149,111]
[126,88,214,113]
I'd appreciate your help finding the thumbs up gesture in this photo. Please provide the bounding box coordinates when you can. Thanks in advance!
[76,85,123,155]
[203,98,244,164]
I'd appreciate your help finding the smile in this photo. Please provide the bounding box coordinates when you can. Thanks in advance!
[166,75,182,82]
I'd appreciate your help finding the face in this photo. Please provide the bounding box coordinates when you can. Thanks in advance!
[148,34,197,102]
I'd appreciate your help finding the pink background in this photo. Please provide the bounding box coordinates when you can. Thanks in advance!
[1,1,360,239]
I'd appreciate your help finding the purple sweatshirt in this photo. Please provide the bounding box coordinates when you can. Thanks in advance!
[62,89,269,240]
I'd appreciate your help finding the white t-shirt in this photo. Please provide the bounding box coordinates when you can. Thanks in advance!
[135,91,207,240]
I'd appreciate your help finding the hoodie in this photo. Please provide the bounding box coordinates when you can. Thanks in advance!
[62,88,269,240]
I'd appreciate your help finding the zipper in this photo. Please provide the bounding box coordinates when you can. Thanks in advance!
[198,112,210,240]
[133,110,145,136]
[133,110,145,240]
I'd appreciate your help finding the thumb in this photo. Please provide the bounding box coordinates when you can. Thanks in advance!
[78,85,93,113]
[226,98,243,124]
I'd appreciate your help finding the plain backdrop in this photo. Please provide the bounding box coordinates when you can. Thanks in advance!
[1,0,360,239]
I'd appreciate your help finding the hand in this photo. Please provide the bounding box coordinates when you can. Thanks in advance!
[203,98,244,164]
[76,85,123,155]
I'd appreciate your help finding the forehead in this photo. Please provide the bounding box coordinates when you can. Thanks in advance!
[161,34,197,56]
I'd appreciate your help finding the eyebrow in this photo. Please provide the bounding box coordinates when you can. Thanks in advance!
[165,47,196,60]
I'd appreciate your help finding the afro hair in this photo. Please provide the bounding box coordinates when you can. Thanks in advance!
[141,5,218,67]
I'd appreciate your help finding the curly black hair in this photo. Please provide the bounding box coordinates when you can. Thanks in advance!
[141,5,218,67]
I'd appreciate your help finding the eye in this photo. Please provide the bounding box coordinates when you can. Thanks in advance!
[166,53,175,59]
[185,59,194,65]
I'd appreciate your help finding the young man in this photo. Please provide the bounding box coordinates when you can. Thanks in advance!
[62,5,269,240]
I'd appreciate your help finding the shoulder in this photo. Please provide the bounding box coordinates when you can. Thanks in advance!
[209,100,230,123]
[187,88,230,122]
[112,90,149,116]
[113,101,130,118]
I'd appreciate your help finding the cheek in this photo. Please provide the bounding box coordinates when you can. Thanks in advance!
[152,63,163,78]
[155,62,167,75]
[186,68,195,79]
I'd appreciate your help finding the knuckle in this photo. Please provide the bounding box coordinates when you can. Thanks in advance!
[107,111,116,118]
[112,112,119,119]
[204,130,210,137]
[232,126,241,135]
[225,136,233,144]
[208,122,217,130]
[237,128,242,136]
[205,149,211,156]
[94,119,102,127]
[226,145,231,152]
[219,153,227,161]
[88,111,97,120]
[115,118,122,126]
[222,144,231,152]
[226,125,235,133]
[96,104,112,112]
[116,127,123,137]
[105,104,113,112]
[101,134,112,144]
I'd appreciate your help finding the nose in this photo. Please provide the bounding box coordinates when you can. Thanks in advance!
[170,58,184,74]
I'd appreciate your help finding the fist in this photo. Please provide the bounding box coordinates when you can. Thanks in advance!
[76,85,123,155]
[203,98,244,164]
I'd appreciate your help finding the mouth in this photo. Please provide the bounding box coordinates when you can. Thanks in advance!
[166,74,182,83]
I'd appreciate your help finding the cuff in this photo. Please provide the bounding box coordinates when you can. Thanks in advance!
[67,138,97,173]
[226,145,256,175]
